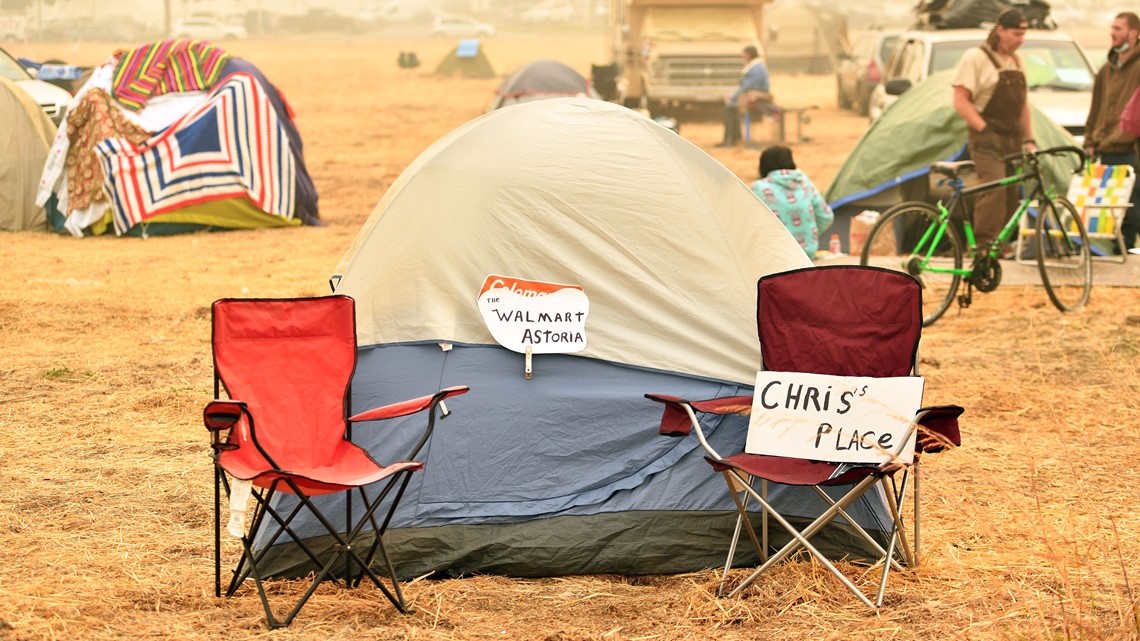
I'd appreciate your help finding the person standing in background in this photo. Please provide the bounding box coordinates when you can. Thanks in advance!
[1086,12,1140,254]
[951,8,1034,261]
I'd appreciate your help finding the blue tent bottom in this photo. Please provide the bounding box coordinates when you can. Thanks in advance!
[251,343,895,579]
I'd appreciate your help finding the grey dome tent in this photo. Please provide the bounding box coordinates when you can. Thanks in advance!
[254,97,903,580]
[487,59,600,111]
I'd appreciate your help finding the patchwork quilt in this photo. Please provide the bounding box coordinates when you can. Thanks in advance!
[96,72,296,235]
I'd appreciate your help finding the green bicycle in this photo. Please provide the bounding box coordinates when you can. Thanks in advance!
[859,145,1092,326]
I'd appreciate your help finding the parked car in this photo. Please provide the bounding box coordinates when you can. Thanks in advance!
[430,14,496,38]
[868,28,1096,142]
[172,17,247,40]
[30,16,148,42]
[520,2,575,24]
[836,29,900,115]
[0,46,71,125]
[278,8,363,34]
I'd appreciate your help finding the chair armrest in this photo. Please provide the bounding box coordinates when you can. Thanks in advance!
[915,404,964,453]
[204,400,247,431]
[645,394,753,436]
[204,400,248,453]
[645,393,754,463]
[351,386,470,462]
[349,386,470,423]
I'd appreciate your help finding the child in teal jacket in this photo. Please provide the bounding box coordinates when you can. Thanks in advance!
[750,145,834,258]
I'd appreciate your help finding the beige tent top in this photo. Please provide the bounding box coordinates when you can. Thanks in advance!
[763,2,850,74]
[1,77,56,231]
[333,97,810,385]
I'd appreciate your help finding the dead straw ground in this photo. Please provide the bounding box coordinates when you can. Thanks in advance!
[1,31,1139,641]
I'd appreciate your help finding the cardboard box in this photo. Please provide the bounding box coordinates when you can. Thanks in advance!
[849,210,896,256]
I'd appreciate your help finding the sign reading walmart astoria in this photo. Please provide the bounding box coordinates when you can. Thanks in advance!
[477,275,590,353]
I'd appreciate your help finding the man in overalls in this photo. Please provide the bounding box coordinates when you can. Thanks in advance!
[952,8,1035,261]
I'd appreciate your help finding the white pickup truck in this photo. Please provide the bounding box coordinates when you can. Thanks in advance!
[0,14,27,42]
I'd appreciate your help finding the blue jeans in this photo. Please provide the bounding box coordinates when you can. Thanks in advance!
[1096,151,1140,251]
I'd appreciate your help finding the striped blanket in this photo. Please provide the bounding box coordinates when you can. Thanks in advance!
[96,72,296,235]
[112,39,230,111]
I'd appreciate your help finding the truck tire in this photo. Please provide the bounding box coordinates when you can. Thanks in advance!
[837,76,851,110]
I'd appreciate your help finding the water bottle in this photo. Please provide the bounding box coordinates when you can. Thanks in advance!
[829,234,841,255]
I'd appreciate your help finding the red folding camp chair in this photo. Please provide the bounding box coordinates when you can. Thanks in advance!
[204,295,468,628]
[646,265,962,607]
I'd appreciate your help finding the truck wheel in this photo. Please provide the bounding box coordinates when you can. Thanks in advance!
[836,76,851,110]
[857,86,871,116]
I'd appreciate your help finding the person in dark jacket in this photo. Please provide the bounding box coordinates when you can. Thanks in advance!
[1086,12,1140,253]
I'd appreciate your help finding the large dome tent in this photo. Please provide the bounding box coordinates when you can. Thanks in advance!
[255,97,902,580]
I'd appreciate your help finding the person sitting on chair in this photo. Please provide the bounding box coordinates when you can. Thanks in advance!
[750,145,834,258]
[718,45,770,148]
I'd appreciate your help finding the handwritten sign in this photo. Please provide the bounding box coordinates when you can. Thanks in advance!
[477,275,589,354]
[745,371,924,465]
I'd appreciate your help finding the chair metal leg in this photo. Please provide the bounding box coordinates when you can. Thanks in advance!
[914,459,922,567]
[808,485,906,573]
[725,471,880,608]
[226,488,332,597]
[214,464,222,598]
[353,467,417,593]
[875,517,901,607]
[761,479,769,563]
[720,472,764,597]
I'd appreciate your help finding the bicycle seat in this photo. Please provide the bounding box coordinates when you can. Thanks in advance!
[930,161,976,178]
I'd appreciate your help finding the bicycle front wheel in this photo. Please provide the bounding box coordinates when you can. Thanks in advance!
[1035,196,1091,312]
[859,201,963,326]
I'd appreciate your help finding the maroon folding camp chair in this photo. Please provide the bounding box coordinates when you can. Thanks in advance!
[204,295,468,628]
[646,265,962,607]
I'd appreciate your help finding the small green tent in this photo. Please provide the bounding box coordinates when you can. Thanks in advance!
[826,68,1080,211]
[435,39,497,79]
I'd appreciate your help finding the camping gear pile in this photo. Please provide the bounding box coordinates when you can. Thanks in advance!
[914,0,1055,30]
[35,38,320,237]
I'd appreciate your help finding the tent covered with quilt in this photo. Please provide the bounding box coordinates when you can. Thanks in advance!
[250,97,909,581]
[35,39,320,237]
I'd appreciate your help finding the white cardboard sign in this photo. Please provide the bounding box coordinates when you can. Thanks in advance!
[745,371,924,465]
[477,275,589,354]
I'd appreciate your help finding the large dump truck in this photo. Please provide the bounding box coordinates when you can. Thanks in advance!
[601,0,770,110]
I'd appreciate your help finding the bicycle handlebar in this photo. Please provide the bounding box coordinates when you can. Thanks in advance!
[1002,145,1087,173]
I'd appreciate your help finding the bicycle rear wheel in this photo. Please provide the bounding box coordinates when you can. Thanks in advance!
[1035,196,1091,312]
[859,201,963,326]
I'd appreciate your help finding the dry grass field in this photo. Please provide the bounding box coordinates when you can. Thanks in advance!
[2,29,1140,641]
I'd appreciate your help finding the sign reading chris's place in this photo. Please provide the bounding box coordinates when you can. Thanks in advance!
[745,371,925,465]
[477,275,589,354]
